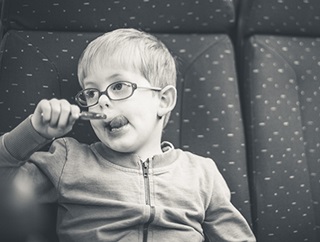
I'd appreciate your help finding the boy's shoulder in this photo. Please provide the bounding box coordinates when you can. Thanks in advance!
[177,148,214,162]
[50,136,94,153]
[54,136,89,146]
[171,149,226,187]
[174,148,219,171]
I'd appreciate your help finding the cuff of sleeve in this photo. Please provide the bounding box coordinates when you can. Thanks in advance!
[4,115,52,160]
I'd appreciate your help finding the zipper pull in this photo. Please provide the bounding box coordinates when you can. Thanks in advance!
[143,160,149,178]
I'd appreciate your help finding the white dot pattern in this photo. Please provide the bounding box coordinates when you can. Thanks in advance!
[241,0,320,36]
[239,0,320,240]
[243,35,320,241]
[2,0,236,33]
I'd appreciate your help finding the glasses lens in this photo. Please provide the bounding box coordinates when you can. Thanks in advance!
[108,82,133,100]
[77,88,99,107]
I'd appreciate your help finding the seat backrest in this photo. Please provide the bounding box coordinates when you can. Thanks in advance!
[239,0,320,241]
[240,0,320,37]
[0,0,252,240]
[1,0,237,34]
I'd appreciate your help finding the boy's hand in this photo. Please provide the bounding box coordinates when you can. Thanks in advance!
[31,99,80,139]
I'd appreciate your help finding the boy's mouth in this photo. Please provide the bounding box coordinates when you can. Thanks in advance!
[106,115,129,132]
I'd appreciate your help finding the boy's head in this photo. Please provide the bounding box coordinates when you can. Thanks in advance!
[77,28,177,127]
[76,29,177,157]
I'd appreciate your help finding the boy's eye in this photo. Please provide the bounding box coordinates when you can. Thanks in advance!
[112,82,124,91]
[85,89,97,98]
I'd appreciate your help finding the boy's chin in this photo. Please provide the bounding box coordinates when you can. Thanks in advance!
[102,139,139,154]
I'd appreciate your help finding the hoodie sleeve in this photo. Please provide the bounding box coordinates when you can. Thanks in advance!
[0,116,63,203]
[202,160,256,242]
[0,116,50,175]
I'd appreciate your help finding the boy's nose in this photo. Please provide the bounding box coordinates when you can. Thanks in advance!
[98,94,111,107]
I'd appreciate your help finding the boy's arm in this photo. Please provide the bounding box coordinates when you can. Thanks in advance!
[0,116,51,180]
[0,98,80,177]
[1,116,51,163]
[202,162,256,242]
[0,116,60,241]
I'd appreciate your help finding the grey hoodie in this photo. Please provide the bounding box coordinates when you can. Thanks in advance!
[0,116,255,242]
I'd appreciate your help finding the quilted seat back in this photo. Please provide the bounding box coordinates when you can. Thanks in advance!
[239,0,320,241]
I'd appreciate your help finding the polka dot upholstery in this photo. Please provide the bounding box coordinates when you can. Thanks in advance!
[0,0,252,240]
[243,36,320,241]
[0,31,99,144]
[240,0,320,37]
[239,0,320,241]
[2,0,237,33]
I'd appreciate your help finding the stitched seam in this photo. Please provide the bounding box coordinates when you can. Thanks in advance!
[0,32,9,70]
[183,34,229,74]
[9,30,61,91]
[179,35,233,146]
[57,138,69,201]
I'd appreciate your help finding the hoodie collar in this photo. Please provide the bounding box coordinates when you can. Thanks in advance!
[93,141,177,170]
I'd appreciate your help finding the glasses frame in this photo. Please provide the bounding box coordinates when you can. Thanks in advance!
[75,81,162,108]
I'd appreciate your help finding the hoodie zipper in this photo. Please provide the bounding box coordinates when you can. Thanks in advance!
[142,159,155,242]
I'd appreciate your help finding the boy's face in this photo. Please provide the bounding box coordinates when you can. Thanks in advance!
[82,63,164,157]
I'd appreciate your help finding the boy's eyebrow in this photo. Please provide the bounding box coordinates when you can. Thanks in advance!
[107,74,123,80]
[84,74,123,87]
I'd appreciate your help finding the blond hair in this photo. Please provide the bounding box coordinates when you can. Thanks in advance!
[78,28,176,88]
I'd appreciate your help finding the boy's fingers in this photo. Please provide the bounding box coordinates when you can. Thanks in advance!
[32,98,79,139]
[57,100,71,128]
[70,105,81,122]
[49,99,61,127]
[37,99,51,123]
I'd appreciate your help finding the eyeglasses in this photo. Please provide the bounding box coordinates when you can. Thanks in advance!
[75,81,162,107]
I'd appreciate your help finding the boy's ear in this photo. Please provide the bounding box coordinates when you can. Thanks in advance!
[157,85,177,118]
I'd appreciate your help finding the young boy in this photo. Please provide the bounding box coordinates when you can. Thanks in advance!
[0,28,255,241]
